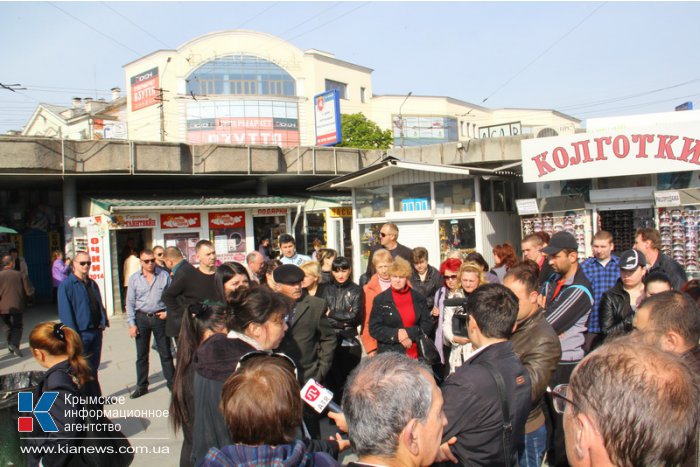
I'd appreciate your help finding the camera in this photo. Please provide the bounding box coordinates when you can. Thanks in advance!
[444,297,470,338]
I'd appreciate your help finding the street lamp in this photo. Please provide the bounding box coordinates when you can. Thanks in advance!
[398,91,412,149]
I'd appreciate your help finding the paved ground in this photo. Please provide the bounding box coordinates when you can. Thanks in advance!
[0,304,354,466]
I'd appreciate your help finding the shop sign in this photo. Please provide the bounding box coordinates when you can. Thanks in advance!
[130,67,159,112]
[654,190,682,207]
[515,198,540,216]
[329,207,352,218]
[86,223,106,303]
[108,214,157,230]
[522,122,700,183]
[479,121,521,139]
[160,213,201,229]
[252,208,288,217]
[209,211,245,228]
[314,90,342,146]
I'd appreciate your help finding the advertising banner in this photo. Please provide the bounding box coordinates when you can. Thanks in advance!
[314,90,342,146]
[521,122,700,183]
[130,67,159,112]
[208,211,245,228]
[160,213,201,229]
[108,214,157,230]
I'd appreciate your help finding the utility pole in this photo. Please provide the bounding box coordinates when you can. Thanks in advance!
[155,88,168,142]
[398,91,412,149]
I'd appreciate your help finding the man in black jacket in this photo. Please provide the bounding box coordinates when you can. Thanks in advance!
[162,242,219,338]
[274,264,336,439]
[410,247,443,312]
[634,228,687,290]
[441,284,531,466]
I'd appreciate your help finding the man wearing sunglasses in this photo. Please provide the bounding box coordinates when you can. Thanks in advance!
[125,249,173,399]
[365,223,413,276]
[557,339,698,467]
[58,251,109,396]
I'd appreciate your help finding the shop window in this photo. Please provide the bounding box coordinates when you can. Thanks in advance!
[355,187,390,219]
[360,87,366,103]
[434,179,476,213]
[598,174,652,189]
[438,218,476,261]
[480,179,493,211]
[657,172,693,190]
[358,222,385,274]
[561,179,591,201]
[393,183,431,212]
[305,212,326,254]
[325,79,347,99]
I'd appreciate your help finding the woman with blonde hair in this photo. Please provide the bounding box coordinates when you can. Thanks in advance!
[360,249,393,356]
[25,322,95,466]
[442,261,487,373]
[300,260,321,296]
[369,257,432,359]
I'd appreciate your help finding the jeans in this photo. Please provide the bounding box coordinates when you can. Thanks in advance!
[519,424,547,467]
[2,313,23,348]
[135,312,174,390]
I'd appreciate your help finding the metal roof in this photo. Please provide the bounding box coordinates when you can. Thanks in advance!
[91,196,306,213]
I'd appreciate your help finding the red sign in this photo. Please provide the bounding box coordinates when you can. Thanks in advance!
[209,211,245,228]
[305,386,320,402]
[130,67,159,111]
[160,213,201,229]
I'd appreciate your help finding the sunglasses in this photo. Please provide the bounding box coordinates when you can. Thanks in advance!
[444,275,458,280]
[78,261,91,266]
[141,259,156,264]
[380,232,390,237]
[236,350,297,377]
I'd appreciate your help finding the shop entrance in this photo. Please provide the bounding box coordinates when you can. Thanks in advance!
[253,216,286,259]
[115,228,153,308]
[597,208,654,252]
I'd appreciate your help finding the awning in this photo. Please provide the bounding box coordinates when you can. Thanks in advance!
[91,196,307,213]
[308,156,516,191]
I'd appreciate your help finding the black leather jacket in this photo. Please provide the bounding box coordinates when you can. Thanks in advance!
[317,280,364,338]
[599,280,635,340]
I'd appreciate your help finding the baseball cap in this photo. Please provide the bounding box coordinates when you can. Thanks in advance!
[619,249,646,271]
[542,231,579,256]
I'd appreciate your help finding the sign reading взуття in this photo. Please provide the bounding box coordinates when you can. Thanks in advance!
[521,121,700,183]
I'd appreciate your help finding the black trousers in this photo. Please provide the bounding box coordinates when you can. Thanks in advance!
[545,360,579,467]
[326,338,362,404]
[2,313,23,348]
[135,313,175,390]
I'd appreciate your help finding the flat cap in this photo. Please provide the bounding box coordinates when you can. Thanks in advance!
[273,264,305,284]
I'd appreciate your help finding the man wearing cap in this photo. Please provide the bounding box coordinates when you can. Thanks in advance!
[274,264,336,439]
[539,231,593,467]
[598,249,646,343]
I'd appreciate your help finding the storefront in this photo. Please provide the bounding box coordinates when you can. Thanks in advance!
[520,109,700,275]
[654,188,700,279]
[72,196,305,314]
[303,197,353,259]
[311,157,521,280]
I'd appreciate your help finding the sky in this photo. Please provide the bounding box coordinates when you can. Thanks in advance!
[1,1,699,134]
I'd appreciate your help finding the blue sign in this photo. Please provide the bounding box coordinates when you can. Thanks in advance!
[675,101,693,111]
[314,90,342,146]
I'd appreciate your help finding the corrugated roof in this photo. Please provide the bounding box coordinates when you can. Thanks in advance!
[92,196,306,212]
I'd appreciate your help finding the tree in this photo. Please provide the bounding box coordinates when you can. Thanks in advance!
[336,113,392,150]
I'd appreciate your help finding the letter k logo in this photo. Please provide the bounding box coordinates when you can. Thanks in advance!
[18,392,59,432]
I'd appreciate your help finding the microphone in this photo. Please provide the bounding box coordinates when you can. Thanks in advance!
[301,379,342,413]
[444,297,468,307]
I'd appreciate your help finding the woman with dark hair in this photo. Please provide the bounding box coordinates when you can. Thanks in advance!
[200,356,338,466]
[369,257,432,359]
[317,256,364,402]
[491,243,519,282]
[214,262,251,303]
[191,287,292,464]
[260,259,282,290]
[25,322,94,467]
[316,248,337,284]
[170,301,229,467]
[465,251,500,284]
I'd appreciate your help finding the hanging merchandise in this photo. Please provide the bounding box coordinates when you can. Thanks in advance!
[521,210,593,258]
[658,208,699,277]
[598,209,654,253]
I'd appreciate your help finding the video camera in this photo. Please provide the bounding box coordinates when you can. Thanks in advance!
[444,297,470,338]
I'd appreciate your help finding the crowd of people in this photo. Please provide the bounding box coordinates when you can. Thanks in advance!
[9,223,700,467]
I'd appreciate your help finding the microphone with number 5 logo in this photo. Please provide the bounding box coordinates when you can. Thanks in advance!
[301,379,342,413]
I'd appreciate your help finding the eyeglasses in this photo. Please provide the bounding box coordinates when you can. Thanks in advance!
[444,275,458,280]
[236,350,297,377]
[380,232,388,237]
[156,253,163,257]
[78,261,91,267]
[141,259,156,264]
[548,384,579,414]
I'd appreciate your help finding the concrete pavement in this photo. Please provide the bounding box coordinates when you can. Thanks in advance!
[0,303,354,466]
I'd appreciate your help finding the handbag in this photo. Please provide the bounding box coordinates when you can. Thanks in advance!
[417,331,441,365]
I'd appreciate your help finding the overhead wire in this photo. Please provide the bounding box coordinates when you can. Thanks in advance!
[100,2,174,49]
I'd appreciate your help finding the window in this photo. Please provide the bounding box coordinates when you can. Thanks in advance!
[360,87,366,103]
[186,55,296,97]
[439,219,476,261]
[393,183,431,212]
[325,79,347,99]
[355,187,389,218]
[434,179,476,213]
